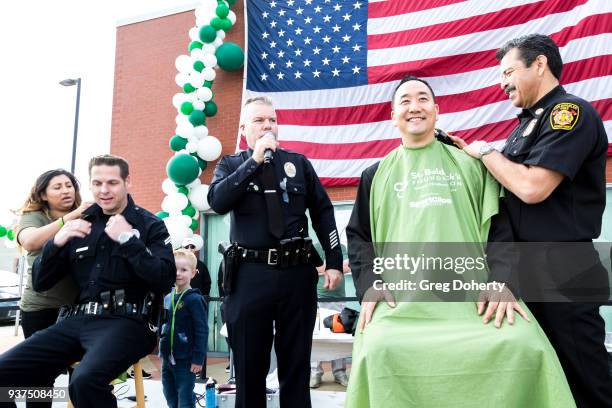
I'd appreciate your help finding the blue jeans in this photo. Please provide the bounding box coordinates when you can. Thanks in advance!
[161,357,196,408]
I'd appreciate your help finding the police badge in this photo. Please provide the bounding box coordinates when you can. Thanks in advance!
[550,102,579,130]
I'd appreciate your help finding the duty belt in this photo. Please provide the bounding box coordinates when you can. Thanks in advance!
[57,289,154,320]
[239,237,314,268]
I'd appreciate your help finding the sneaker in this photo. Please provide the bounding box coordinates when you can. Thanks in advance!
[225,364,230,373]
[127,369,152,379]
[309,373,322,388]
[334,372,349,387]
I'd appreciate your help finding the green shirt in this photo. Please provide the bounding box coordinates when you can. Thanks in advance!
[18,211,78,311]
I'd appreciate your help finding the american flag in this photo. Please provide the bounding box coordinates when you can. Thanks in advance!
[240,0,612,186]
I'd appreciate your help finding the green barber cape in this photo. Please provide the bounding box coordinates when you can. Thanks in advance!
[345,140,574,407]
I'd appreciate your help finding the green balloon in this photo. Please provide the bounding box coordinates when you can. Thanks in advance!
[182,204,196,218]
[166,153,200,185]
[183,83,196,93]
[189,110,206,126]
[197,157,208,171]
[0,226,6,238]
[6,229,14,240]
[190,219,199,232]
[188,41,203,52]
[227,0,237,5]
[220,18,233,31]
[216,4,229,18]
[210,17,223,30]
[204,101,218,117]
[169,135,188,151]
[180,101,194,115]
[193,60,204,73]
[177,186,189,195]
[199,25,217,43]
[215,42,244,71]
[204,80,214,89]
[156,211,169,219]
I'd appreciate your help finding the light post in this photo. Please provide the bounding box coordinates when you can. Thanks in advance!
[59,78,81,174]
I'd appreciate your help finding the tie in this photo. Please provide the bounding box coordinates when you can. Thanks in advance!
[261,162,285,239]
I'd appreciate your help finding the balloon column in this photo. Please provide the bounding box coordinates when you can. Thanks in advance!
[161,0,244,248]
[0,223,17,249]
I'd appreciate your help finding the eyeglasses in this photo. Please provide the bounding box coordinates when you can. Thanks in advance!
[184,245,196,250]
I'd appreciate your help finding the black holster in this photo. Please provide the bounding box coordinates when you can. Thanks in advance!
[219,241,241,295]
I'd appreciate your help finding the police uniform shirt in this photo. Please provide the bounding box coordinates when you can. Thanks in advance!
[32,195,176,304]
[502,85,608,242]
[207,148,343,271]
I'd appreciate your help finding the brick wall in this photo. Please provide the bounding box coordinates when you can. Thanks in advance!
[111,7,609,214]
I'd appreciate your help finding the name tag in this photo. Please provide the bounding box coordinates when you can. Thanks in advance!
[75,246,89,253]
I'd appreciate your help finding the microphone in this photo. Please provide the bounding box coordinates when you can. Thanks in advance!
[263,132,276,164]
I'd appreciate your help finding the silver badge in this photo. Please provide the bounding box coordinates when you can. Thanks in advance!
[522,119,537,137]
[284,162,297,178]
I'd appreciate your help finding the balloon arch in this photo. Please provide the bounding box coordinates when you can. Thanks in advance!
[157,0,244,249]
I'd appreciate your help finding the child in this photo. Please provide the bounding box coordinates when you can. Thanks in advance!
[160,249,209,408]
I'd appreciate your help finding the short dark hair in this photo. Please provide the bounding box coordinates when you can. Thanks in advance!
[88,154,130,180]
[496,34,563,80]
[391,75,436,108]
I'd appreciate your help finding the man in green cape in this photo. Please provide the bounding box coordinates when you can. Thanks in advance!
[345,76,574,407]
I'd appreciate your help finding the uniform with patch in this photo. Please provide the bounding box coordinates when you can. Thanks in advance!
[207,147,342,407]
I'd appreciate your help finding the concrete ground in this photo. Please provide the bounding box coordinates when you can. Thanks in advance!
[0,323,347,407]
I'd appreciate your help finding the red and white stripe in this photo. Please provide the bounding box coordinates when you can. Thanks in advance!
[242,0,612,186]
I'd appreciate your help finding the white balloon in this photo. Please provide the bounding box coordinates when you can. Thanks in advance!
[202,67,216,82]
[187,135,199,145]
[202,54,217,68]
[189,72,204,88]
[196,87,213,102]
[192,235,204,250]
[216,30,226,40]
[176,123,195,139]
[193,125,209,139]
[162,178,178,195]
[175,72,190,87]
[196,136,223,162]
[189,27,201,42]
[172,93,187,109]
[227,10,236,25]
[186,141,198,153]
[176,114,190,126]
[164,217,193,249]
[162,193,189,214]
[4,237,17,249]
[188,184,211,212]
[175,55,193,73]
[191,48,204,60]
[213,38,224,48]
[202,43,216,55]
[187,177,202,188]
[192,100,205,111]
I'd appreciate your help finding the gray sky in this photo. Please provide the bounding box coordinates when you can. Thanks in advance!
[0,0,197,226]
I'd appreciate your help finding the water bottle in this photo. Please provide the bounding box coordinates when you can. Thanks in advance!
[205,377,216,408]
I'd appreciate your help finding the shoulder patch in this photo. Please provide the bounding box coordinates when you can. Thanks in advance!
[550,102,579,130]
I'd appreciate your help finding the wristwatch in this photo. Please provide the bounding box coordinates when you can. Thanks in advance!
[118,229,141,245]
[478,143,495,158]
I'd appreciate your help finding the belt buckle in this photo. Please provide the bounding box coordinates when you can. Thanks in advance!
[85,301,99,315]
[267,249,278,266]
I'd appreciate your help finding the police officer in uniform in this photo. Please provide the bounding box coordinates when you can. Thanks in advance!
[207,96,343,408]
[0,155,175,408]
[457,34,612,407]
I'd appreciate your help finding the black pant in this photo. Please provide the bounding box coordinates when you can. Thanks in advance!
[21,308,60,339]
[0,315,156,408]
[528,302,612,408]
[19,309,61,408]
[226,262,317,408]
